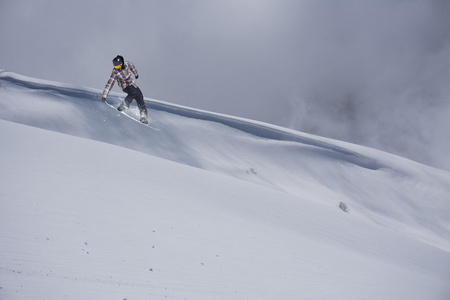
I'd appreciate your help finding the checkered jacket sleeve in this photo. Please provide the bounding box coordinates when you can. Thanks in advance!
[128,61,139,78]
[102,71,116,98]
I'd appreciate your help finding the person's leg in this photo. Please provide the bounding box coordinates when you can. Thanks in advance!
[134,87,148,118]
[118,86,137,111]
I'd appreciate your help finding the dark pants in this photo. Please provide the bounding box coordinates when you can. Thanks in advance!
[123,85,147,115]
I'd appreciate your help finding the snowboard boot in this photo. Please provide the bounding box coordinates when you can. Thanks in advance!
[140,109,148,124]
[117,102,129,112]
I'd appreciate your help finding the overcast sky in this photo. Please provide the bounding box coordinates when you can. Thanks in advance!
[2,0,450,170]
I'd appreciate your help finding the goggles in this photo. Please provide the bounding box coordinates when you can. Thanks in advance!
[114,64,122,69]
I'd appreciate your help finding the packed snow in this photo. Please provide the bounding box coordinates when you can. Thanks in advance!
[1,71,449,299]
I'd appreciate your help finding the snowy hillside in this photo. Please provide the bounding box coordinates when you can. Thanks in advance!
[1,71,450,299]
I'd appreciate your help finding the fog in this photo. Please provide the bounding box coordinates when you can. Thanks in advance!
[2,0,450,169]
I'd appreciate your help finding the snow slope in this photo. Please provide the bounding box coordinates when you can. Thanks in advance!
[1,71,450,299]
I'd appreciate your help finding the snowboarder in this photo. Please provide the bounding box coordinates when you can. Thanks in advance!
[101,55,148,124]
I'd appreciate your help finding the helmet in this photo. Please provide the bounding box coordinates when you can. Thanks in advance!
[112,55,124,67]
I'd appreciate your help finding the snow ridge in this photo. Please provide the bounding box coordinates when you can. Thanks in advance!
[0,70,382,170]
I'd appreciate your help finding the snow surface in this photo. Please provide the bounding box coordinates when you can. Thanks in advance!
[1,70,450,299]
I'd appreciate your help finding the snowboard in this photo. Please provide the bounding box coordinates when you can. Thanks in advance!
[104,101,159,130]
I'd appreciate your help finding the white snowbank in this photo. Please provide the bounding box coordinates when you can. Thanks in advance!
[1,71,449,299]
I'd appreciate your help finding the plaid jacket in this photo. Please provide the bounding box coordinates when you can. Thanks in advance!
[102,61,139,98]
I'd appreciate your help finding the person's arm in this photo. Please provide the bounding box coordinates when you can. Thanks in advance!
[129,62,139,79]
[102,71,116,100]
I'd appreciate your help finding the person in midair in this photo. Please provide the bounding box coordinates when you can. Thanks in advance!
[102,55,148,124]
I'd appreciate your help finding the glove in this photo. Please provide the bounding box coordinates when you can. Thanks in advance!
[135,75,139,79]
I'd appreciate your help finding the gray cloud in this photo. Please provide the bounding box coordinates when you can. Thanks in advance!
[2,0,450,169]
